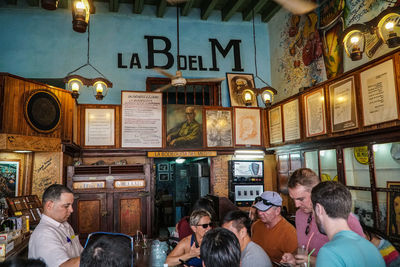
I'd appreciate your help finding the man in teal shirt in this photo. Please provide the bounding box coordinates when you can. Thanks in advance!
[312,181,385,267]
[167,106,202,147]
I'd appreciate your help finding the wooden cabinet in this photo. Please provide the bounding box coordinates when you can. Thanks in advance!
[67,164,152,243]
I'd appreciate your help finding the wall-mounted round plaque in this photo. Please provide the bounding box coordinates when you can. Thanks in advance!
[24,90,61,133]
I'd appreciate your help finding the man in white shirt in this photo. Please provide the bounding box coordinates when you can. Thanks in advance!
[29,184,82,267]
[222,210,272,267]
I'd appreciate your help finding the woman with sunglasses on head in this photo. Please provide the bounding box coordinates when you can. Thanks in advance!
[165,209,212,267]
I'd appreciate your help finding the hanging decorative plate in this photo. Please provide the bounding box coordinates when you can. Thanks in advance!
[354,146,369,165]
[390,143,400,164]
[24,90,61,133]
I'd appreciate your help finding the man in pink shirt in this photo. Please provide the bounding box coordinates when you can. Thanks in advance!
[281,168,365,266]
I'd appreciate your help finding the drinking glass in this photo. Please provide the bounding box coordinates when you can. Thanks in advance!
[134,233,141,247]
[142,234,148,248]
[296,245,308,267]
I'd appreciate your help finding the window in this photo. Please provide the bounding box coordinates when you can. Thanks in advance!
[146,77,221,106]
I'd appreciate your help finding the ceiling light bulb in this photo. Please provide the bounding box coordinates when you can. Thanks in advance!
[385,21,395,30]
[350,36,359,44]
[176,158,185,164]
[244,92,252,101]
[75,1,85,9]
[96,83,103,93]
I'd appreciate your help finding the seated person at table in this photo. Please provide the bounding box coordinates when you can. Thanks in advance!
[200,228,240,267]
[222,210,272,267]
[29,184,83,267]
[251,191,297,263]
[176,197,216,240]
[80,233,133,267]
[165,209,212,267]
[362,224,400,267]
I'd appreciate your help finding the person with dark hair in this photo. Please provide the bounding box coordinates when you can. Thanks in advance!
[200,228,241,267]
[29,184,82,267]
[312,181,384,267]
[362,224,400,267]
[222,210,272,267]
[80,233,133,267]
[166,209,212,267]
[176,197,216,240]
[251,191,297,263]
[0,257,46,267]
[281,168,364,266]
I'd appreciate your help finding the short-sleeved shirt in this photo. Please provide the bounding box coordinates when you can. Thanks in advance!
[251,217,297,263]
[295,209,365,256]
[28,214,83,267]
[242,241,272,267]
[316,230,385,267]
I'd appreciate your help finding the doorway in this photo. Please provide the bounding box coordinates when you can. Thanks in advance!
[154,157,210,235]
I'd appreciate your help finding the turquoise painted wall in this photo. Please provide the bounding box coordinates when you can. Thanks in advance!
[0,4,271,106]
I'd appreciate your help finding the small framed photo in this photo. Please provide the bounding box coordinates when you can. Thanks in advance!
[159,173,169,182]
[0,161,20,198]
[158,163,169,172]
[226,73,257,107]
[234,107,262,146]
[387,181,400,237]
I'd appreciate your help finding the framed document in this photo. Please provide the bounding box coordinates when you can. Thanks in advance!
[268,106,283,144]
[205,108,233,148]
[234,107,261,146]
[329,76,358,132]
[85,108,115,146]
[282,99,301,141]
[122,91,163,148]
[360,59,398,126]
[303,88,327,137]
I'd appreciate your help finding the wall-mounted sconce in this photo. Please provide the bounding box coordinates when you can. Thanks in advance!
[72,0,90,33]
[341,6,400,61]
[65,22,112,101]
[240,86,278,107]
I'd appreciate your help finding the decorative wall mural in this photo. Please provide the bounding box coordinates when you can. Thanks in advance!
[270,9,326,103]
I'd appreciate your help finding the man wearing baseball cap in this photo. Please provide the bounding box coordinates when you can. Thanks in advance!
[251,191,297,263]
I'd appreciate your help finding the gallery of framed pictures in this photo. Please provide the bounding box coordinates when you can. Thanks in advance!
[0,161,20,198]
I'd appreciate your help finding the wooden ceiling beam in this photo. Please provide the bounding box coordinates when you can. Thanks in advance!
[201,0,219,21]
[157,0,167,18]
[109,0,119,12]
[181,0,194,17]
[222,0,246,22]
[242,0,269,21]
[261,1,280,23]
[133,0,145,14]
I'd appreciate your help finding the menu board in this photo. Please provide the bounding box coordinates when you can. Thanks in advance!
[360,59,398,126]
[283,99,300,141]
[304,88,326,137]
[122,91,162,148]
[268,106,283,144]
[85,108,115,146]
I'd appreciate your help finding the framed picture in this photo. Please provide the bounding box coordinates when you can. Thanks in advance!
[282,99,301,141]
[268,106,283,144]
[205,108,233,148]
[360,59,398,126]
[158,163,169,172]
[234,107,261,146]
[303,88,327,137]
[0,161,20,198]
[329,76,358,132]
[226,73,257,107]
[159,173,169,182]
[166,105,203,148]
[85,108,115,146]
[121,91,163,148]
[387,181,400,237]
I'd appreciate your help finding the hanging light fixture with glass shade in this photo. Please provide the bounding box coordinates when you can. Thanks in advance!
[341,24,367,61]
[240,9,277,107]
[375,7,400,48]
[72,0,91,33]
[64,22,112,101]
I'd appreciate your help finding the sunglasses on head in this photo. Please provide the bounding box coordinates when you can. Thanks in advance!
[196,223,213,229]
[255,196,279,207]
[84,232,134,267]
